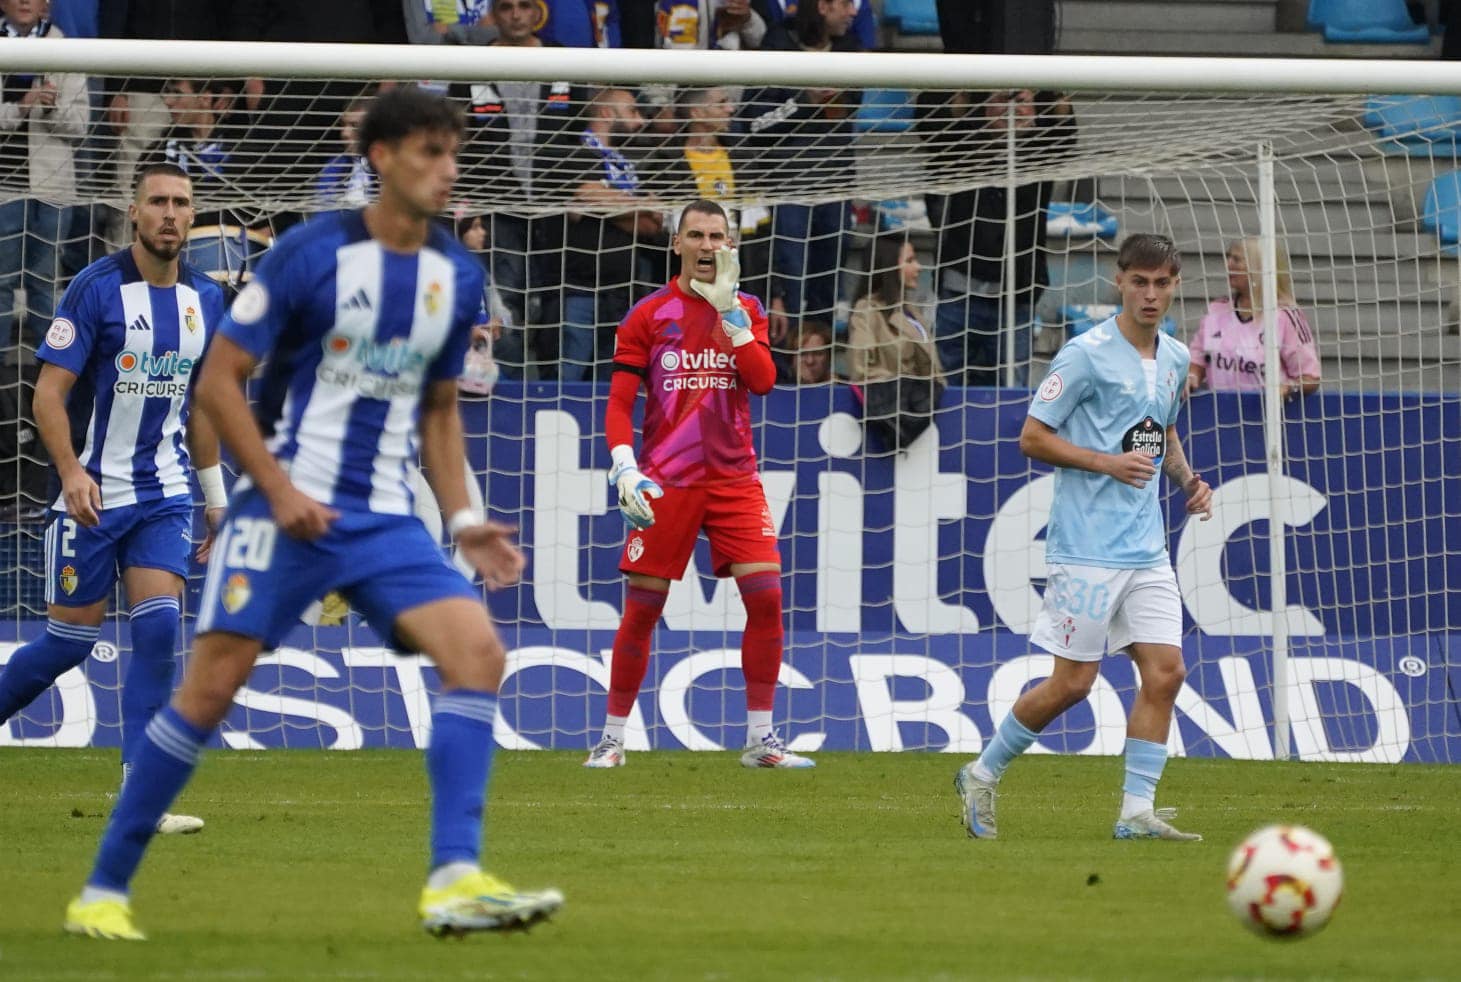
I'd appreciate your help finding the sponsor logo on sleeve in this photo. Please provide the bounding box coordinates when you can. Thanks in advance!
[46,317,76,350]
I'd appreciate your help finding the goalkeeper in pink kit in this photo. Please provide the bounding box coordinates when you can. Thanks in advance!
[584,199,813,769]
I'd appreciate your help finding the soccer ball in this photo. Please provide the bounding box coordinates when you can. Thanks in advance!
[1225,825,1343,938]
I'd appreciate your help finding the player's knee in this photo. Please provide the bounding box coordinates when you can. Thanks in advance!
[1145,659,1186,703]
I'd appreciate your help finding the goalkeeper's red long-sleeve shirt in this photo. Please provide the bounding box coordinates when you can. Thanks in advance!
[605,279,775,488]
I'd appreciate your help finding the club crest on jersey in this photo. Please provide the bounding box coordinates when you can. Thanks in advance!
[627,535,645,563]
[1122,416,1165,459]
[184,305,200,333]
[46,317,75,349]
[424,281,443,316]
[222,573,251,614]
[59,564,78,596]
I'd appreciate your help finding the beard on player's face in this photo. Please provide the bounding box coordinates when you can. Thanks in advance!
[133,221,185,261]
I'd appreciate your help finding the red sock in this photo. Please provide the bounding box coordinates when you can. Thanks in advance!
[737,571,783,713]
[607,584,668,718]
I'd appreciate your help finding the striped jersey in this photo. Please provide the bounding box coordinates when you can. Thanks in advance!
[219,211,482,514]
[38,249,224,509]
[612,280,769,487]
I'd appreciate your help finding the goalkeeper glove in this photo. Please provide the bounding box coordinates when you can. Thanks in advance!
[690,247,755,347]
[608,445,663,531]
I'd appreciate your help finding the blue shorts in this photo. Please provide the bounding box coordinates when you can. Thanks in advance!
[44,497,193,607]
[195,486,478,650]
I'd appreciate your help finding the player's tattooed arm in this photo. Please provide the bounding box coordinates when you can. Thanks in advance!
[1163,427,1213,521]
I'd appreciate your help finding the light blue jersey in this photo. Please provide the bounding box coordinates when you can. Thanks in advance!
[37,249,225,510]
[1028,316,1190,569]
[218,211,482,515]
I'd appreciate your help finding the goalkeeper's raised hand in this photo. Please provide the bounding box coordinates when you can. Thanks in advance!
[608,446,663,530]
[690,246,755,348]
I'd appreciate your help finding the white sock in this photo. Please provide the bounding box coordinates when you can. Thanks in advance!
[602,715,629,742]
[746,710,773,744]
[427,861,479,891]
[80,886,128,905]
[971,762,998,784]
[1120,792,1153,821]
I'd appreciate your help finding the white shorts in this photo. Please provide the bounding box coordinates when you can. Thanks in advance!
[1029,563,1183,663]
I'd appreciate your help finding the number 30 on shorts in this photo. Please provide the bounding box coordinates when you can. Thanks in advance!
[224,517,277,572]
[1049,572,1111,620]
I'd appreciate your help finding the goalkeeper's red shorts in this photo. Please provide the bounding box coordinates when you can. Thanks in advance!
[619,477,781,580]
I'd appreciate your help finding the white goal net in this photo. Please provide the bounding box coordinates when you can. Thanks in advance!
[0,44,1457,763]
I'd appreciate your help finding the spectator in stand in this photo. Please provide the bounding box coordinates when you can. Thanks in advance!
[315,97,376,209]
[1186,236,1320,400]
[847,234,944,449]
[150,80,234,205]
[454,0,589,377]
[0,0,88,353]
[454,211,508,396]
[554,86,665,382]
[99,3,233,236]
[753,0,874,50]
[918,88,1076,387]
[790,319,834,384]
[404,0,496,44]
[648,86,771,306]
[741,0,862,343]
[845,234,939,386]
[657,0,766,50]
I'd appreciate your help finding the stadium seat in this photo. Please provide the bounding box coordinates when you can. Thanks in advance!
[1045,202,1119,238]
[1421,170,1461,254]
[1308,0,1429,43]
[1362,95,1461,157]
[853,88,915,134]
[184,225,273,285]
[881,0,939,35]
[1062,303,1177,336]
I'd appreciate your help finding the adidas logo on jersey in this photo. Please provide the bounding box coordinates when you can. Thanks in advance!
[341,288,373,313]
[128,313,151,333]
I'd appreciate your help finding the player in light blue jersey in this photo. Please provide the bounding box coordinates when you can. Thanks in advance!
[955,233,1214,842]
[0,163,227,837]
[63,86,562,943]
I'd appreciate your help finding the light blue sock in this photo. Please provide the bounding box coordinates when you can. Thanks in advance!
[88,706,209,893]
[426,690,498,870]
[121,596,180,767]
[0,620,100,722]
[973,712,1040,783]
[1122,737,1169,814]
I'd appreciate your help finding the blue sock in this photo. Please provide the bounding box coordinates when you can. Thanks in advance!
[426,690,498,870]
[0,620,100,722]
[87,706,209,893]
[1122,737,1169,809]
[121,596,180,768]
[973,711,1040,783]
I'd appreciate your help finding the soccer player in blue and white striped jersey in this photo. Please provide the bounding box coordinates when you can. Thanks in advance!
[64,87,563,942]
[0,162,227,836]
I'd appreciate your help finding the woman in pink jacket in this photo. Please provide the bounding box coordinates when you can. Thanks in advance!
[1187,236,1321,400]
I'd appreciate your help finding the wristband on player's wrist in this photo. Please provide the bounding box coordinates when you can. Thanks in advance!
[447,509,478,541]
[197,464,227,511]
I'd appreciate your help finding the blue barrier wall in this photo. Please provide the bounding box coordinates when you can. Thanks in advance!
[2,387,1458,760]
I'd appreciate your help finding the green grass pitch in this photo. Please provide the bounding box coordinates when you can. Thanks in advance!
[2,748,1457,980]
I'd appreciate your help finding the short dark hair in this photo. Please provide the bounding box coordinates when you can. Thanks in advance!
[356,85,463,158]
[1116,233,1182,275]
[679,198,730,230]
[133,162,191,199]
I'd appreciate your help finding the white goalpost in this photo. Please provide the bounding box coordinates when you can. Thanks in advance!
[0,41,1456,764]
